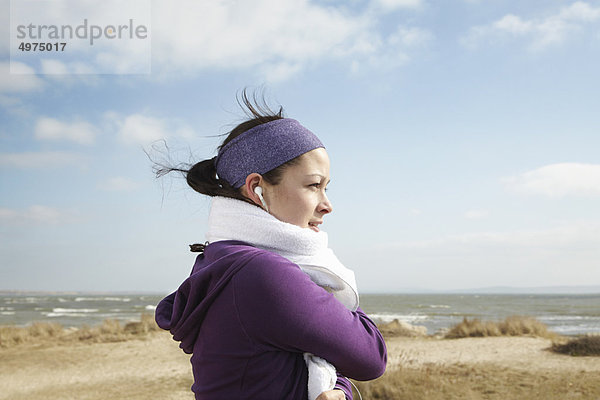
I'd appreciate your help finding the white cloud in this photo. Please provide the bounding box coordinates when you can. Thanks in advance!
[40,59,70,75]
[389,26,432,47]
[26,205,63,223]
[98,177,141,191]
[151,0,365,78]
[0,62,44,93]
[503,163,600,197]
[2,0,430,83]
[461,1,600,51]
[117,114,168,145]
[0,151,85,168]
[493,15,533,36]
[372,0,423,12]
[37,60,103,87]
[349,25,432,73]
[559,1,600,21]
[0,205,67,224]
[106,112,196,146]
[35,117,98,145]
[150,0,430,80]
[464,209,488,219]
[0,208,18,219]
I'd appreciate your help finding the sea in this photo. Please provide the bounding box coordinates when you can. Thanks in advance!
[1,293,599,336]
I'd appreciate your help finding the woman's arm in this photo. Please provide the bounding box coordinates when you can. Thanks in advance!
[233,251,387,380]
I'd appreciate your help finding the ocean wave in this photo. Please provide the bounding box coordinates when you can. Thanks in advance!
[4,297,39,304]
[94,313,127,318]
[145,305,156,311]
[0,307,14,311]
[429,305,451,309]
[551,324,600,334]
[52,308,99,313]
[539,316,600,321]
[23,297,39,303]
[74,297,131,302]
[369,313,428,324]
[1,311,15,315]
[44,312,89,318]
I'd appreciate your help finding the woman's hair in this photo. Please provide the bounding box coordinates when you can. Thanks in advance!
[152,90,302,202]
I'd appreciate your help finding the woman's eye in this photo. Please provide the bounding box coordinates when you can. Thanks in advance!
[309,183,328,191]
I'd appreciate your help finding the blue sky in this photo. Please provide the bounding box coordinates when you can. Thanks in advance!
[1,0,599,293]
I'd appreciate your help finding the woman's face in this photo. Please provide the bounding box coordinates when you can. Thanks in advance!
[263,148,333,232]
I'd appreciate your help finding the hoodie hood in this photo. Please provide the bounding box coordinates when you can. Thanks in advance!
[155,240,262,354]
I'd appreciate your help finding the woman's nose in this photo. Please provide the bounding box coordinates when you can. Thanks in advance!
[320,194,333,214]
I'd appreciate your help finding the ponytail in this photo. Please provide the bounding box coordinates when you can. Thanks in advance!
[186,157,245,200]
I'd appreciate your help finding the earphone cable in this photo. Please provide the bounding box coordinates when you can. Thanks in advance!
[349,380,363,400]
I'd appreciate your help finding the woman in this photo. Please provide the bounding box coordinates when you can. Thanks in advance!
[155,95,387,400]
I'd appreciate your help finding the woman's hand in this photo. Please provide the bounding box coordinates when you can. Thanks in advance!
[316,389,346,400]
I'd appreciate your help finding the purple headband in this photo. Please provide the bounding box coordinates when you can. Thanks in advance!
[215,118,324,188]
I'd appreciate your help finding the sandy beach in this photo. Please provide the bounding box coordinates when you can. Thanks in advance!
[386,335,600,372]
[1,330,599,400]
[0,332,193,400]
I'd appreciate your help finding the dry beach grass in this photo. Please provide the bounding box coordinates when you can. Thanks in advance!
[354,335,600,399]
[1,315,599,400]
[0,313,160,348]
[552,335,600,357]
[442,315,557,339]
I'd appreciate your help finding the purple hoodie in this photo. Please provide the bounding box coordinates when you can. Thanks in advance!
[156,240,387,399]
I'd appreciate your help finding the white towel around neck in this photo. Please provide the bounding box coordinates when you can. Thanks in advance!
[205,196,359,399]
[205,196,359,311]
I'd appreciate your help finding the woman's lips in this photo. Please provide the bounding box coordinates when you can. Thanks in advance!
[308,222,321,232]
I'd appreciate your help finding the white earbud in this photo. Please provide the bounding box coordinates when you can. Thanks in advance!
[254,186,269,212]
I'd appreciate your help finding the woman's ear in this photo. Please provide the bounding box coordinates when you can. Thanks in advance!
[242,173,263,207]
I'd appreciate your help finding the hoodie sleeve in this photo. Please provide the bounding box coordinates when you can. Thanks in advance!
[232,250,387,381]
[334,373,353,399]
